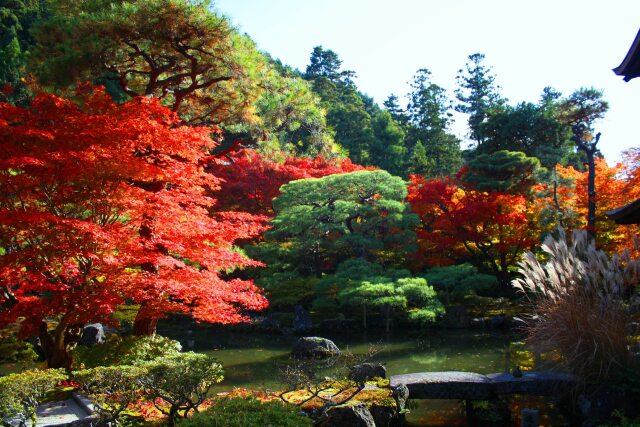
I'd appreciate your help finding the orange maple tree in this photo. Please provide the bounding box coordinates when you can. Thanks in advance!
[536,158,640,253]
[0,86,268,368]
[408,175,540,288]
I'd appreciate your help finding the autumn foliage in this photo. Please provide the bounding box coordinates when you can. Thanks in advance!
[408,175,540,287]
[0,86,268,368]
[534,158,640,254]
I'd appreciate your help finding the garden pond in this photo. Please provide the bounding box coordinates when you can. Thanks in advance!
[167,326,568,426]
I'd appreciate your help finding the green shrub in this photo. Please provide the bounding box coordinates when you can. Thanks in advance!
[407,307,441,324]
[313,259,385,313]
[0,369,66,427]
[140,352,224,426]
[73,334,181,368]
[337,274,444,328]
[312,259,444,328]
[421,263,498,303]
[0,335,38,364]
[74,365,147,425]
[177,397,312,427]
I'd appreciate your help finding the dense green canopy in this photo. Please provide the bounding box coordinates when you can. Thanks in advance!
[252,170,418,276]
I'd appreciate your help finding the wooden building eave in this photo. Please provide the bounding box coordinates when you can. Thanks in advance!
[614,29,640,81]
[606,198,640,225]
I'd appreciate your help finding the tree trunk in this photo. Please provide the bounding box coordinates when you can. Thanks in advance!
[586,152,596,237]
[573,127,600,239]
[552,166,565,228]
[38,321,81,370]
[498,256,511,290]
[362,305,367,330]
[133,306,159,336]
[382,304,392,332]
[498,271,511,291]
[167,406,179,427]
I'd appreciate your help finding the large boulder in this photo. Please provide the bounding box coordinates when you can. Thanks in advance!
[348,363,387,383]
[79,324,105,347]
[316,404,376,427]
[292,336,340,359]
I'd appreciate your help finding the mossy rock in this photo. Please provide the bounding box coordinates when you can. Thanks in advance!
[292,337,340,359]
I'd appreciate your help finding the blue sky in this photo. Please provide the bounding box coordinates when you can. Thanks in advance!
[215,0,640,162]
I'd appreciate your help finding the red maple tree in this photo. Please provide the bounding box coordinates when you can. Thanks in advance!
[0,86,268,368]
[408,175,540,288]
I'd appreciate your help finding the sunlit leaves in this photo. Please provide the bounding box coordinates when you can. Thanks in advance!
[408,174,540,286]
[0,88,267,347]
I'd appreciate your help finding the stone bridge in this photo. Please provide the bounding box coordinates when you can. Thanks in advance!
[390,371,577,400]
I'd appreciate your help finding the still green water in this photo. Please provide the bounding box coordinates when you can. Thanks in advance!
[196,329,513,391]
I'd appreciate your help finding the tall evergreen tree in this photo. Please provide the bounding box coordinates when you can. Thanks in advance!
[303,46,377,165]
[407,69,452,136]
[560,87,609,235]
[476,99,573,169]
[405,69,461,177]
[305,46,344,82]
[455,53,505,146]
[407,141,432,176]
[383,94,409,126]
[369,110,407,176]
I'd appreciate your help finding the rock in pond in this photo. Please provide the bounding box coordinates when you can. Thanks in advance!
[292,336,340,359]
[316,403,376,427]
[79,324,105,347]
[349,363,387,383]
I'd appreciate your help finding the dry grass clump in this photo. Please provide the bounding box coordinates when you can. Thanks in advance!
[512,228,640,383]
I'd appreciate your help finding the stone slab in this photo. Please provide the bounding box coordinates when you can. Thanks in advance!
[390,371,494,400]
[36,398,88,426]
